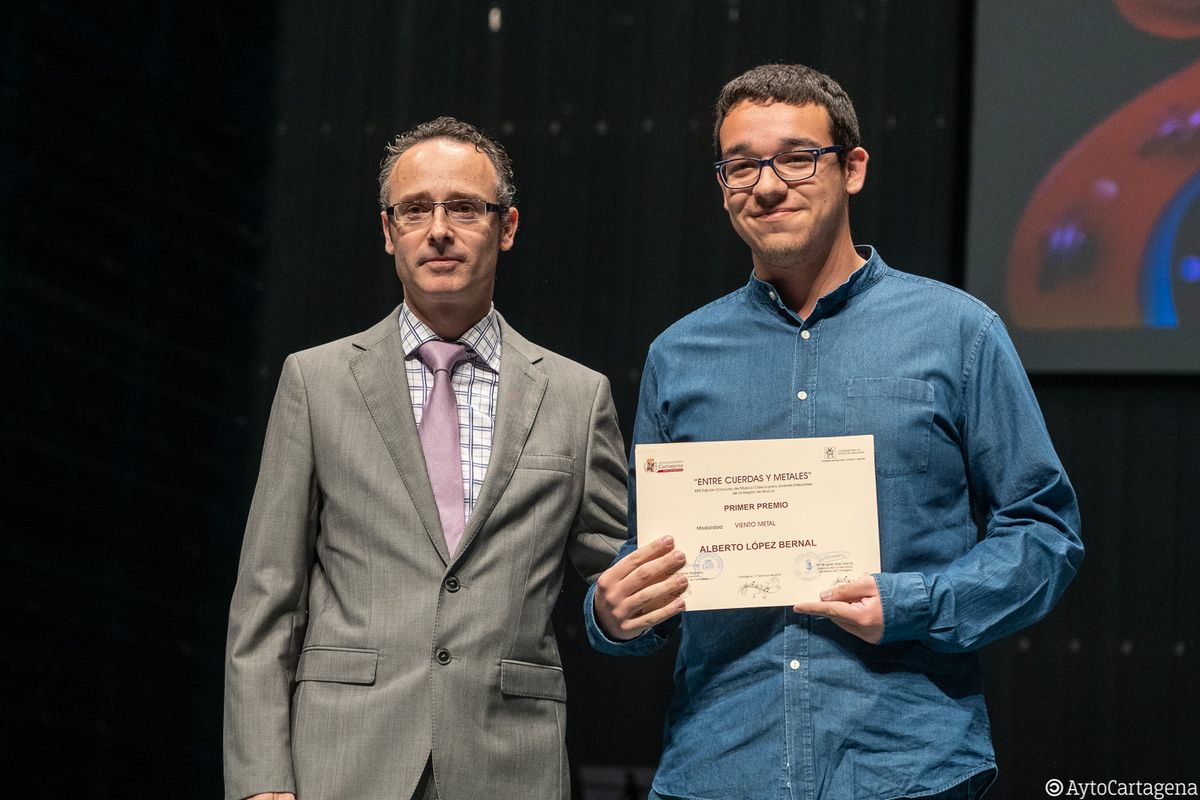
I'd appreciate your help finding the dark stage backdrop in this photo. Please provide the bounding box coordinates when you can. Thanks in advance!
[2,1,277,795]
[2,1,1196,798]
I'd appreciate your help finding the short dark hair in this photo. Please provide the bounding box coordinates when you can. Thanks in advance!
[713,64,862,159]
[378,116,516,211]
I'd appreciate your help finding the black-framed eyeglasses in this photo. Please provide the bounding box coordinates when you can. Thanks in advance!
[714,145,846,189]
[386,198,502,225]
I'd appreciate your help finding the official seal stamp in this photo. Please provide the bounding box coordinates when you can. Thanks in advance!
[693,553,724,580]
[793,553,821,581]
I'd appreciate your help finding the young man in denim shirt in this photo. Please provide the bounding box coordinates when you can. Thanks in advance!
[586,64,1082,800]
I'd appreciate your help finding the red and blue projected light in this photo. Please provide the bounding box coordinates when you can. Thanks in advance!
[1006,2,1200,331]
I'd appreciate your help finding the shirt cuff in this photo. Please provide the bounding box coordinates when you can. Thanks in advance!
[583,583,673,656]
[875,571,931,644]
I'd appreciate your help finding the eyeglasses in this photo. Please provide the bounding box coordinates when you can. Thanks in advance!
[714,146,846,189]
[386,199,502,225]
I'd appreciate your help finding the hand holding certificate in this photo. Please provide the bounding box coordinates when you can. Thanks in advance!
[635,435,881,611]
[592,533,689,640]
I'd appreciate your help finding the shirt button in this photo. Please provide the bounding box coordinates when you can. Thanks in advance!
[435,648,452,665]
[789,659,800,670]
[796,391,808,401]
[768,291,777,300]
[444,575,460,592]
[800,329,811,340]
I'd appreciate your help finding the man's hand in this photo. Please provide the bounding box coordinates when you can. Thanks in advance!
[594,535,688,640]
[792,574,883,644]
[244,794,295,800]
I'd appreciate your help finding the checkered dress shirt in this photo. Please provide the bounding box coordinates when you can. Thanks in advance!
[400,303,501,522]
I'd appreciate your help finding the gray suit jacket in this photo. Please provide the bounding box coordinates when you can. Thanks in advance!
[224,310,627,800]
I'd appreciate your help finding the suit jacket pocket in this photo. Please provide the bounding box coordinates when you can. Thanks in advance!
[295,645,379,685]
[500,659,567,702]
[517,453,576,474]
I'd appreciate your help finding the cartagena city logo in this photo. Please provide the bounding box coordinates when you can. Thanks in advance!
[643,456,684,474]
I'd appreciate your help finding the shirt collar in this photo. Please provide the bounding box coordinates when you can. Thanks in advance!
[746,245,885,321]
[399,303,503,373]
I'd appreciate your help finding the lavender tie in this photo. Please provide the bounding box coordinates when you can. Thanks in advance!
[417,340,472,555]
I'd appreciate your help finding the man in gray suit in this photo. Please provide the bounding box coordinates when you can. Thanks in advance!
[224,116,627,800]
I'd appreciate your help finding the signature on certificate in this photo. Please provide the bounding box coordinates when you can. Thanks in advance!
[738,577,782,599]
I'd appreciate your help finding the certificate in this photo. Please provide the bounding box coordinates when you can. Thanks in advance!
[635,435,880,611]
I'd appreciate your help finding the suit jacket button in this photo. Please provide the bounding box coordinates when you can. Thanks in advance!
[435,648,452,665]
[444,576,460,592]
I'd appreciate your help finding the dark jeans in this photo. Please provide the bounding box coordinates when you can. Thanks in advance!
[646,769,994,800]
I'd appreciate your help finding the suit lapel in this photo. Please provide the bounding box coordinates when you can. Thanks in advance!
[454,314,547,561]
[348,309,451,564]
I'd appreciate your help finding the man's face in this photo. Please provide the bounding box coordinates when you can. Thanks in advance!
[716,101,866,273]
[380,138,517,321]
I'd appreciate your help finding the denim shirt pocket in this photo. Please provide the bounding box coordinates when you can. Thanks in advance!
[844,377,935,478]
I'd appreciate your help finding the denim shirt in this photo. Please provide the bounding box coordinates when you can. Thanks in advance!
[585,248,1083,800]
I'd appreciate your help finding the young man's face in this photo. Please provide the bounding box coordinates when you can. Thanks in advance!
[716,100,866,274]
[380,138,517,323]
